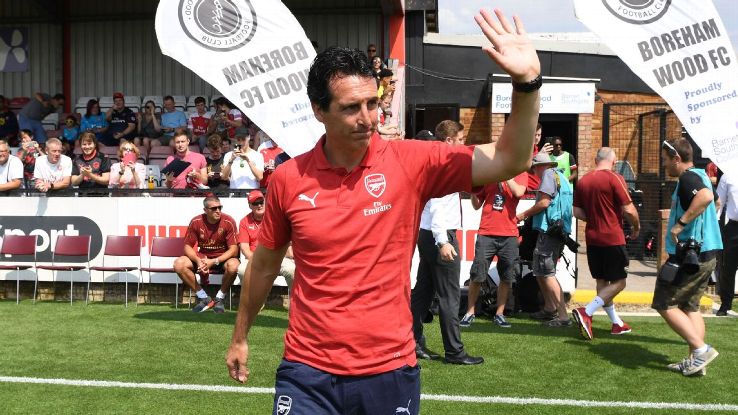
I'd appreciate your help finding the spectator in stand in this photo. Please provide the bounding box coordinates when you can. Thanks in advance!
[16,129,44,185]
[188,96,213,151]
[138,100,162,153]
[256,129,284,189]
[18,92,65,144]
[80,99,108,142]
[205,133,229,189]
[103,92,137,147]
[163,128,207,189]
[0,139,24,194]
[109,140,146,189]
[366,43,378,61]
[376,68,394,99]
[33,137,72,193]
[159,95,188,148]
[371,56,384,85]
[221,137,232,154]
[71,132,111,189]
[61,114,80,153]
[549,136,577,183]
[174,195,240,314]
[208,97,243,140]
[0,95,19,146]
[237,190,295,287]
[377,92,402,140]
[221,132,263,190]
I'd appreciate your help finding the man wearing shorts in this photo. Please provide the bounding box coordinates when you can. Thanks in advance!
[517,152,573,327]
[461,171,527,328]
[225,9,542,414]
[174,196,240,313]
[572,147,640,340]
[653,138,722,376]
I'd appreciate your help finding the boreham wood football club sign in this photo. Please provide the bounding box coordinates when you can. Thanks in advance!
[158,0,325,158]
[575,0,738,176]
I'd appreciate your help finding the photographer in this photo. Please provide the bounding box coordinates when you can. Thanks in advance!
[653,138,722,377]
[516,153,574,327]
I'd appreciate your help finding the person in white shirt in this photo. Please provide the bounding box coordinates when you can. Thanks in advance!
[0,140,24,193]
[32,137,72,193]
[716,170,738,316]
[220,132,264,190]
[410,120,483,366]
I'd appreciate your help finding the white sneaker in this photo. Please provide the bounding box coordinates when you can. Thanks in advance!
[682,347,718,376]
[667,357,705,376]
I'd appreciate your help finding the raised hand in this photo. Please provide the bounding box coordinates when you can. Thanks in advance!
[474,9,540,83]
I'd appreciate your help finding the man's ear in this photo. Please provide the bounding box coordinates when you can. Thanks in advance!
[311,102,324,123]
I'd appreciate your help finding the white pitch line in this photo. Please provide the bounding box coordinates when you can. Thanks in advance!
[1,376,737,412]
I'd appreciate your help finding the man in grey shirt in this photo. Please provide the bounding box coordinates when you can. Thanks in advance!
[18,92,65,144]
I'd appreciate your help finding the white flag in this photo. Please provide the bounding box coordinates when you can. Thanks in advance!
[155,0,324,157]
[574,0,738,176]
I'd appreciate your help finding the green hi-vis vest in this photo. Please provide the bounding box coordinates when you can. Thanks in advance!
[551,151,572,180]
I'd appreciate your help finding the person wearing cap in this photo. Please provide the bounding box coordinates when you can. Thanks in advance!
[516,152,574,327]
[237,190,295,288]
[174,195,240,314]
[103,92,137,147]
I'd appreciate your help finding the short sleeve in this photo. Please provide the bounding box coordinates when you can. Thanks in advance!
[9,157,23,180]
[238,217,251,245]
[100,157,112,173]
[537,169,557,197]
[569,153,577,168]
[612,173,631,206]
[677,170,707,211]
[225,218,239,246]
[71,162,80,176]
[258,166,291,250]
[184,218,199,247]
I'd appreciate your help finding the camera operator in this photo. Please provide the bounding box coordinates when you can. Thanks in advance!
[653,138,723,377]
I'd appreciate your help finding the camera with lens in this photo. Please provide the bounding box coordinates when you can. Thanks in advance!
[676,238,702,274]
[545,219,580,252]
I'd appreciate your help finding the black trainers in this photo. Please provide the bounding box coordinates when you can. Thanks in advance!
[459,313,475,328]
[192,296,214,313]
[493,314,511,328]
[213,298,225,314]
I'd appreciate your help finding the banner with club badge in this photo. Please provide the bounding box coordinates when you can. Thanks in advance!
[155,0,324,157]
[574,0,738,176]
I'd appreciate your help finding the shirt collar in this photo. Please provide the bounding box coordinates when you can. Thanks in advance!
[313,132,384,171]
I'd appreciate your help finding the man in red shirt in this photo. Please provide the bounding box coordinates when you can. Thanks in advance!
[237,190,295,286]
[256,130,286,189]
[460,172,527,328]
[571,147,640,339]
[226,9,541,414]
[174,196,240,313]
[187,96,212,151]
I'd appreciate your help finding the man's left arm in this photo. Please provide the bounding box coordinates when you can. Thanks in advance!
[471,9,540,186]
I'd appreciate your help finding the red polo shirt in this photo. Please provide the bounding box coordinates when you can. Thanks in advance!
[573,169,632,247]
[184,213,238,257]
[476,172,527,237]
[259,134,475,376]
[238,212,261,252]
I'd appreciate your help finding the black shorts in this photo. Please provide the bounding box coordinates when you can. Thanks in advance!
[587,245,629,281]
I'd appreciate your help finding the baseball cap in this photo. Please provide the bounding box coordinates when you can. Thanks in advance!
[531,152,559,167]
[113,92,124,100]
[248,190,265,204]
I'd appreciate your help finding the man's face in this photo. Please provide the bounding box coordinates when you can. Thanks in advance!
[20,131,32,143]
[195,102,206,114]
[552,139,563,155]
[661,149,680,177]
[113,97,124,110]
[0,144,9,165]
[249,198,265,217]
[204,200,222,222]
[164,99,175,112]
[445,131,466,147]
[80,139,96,155]
[221,140,231,152]
[52,98,65,109]
[379,95,391,111]
[208,146,221,159]
[47,143,62,164]
[174,135,189,154]
[313,75,378,152]
[534,128,542,145]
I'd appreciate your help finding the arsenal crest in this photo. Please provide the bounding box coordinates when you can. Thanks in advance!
[364,173,386,198]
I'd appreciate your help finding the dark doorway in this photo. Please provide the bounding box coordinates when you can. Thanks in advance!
[408,103,460,137]
[539,114,579,157]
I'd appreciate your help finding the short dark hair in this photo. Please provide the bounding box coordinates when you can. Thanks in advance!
[435,120,464,141]
[665,138,693,162]
[194,96,206,105]
[53,93,65,101]
[163,95,174,102]
[173,127,189,141]
[307,47,374,111]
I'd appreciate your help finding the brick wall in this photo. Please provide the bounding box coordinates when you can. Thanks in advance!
[459,106,492,144]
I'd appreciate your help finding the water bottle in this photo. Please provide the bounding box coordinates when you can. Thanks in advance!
[147,167,155,189]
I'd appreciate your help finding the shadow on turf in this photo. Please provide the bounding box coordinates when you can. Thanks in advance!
[133,307,288,328]
[459,316,682,345]
[566,340,671,370]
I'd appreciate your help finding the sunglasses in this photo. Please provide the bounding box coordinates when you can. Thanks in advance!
[122,147,135,152]
[250,200,264,206]
[207,206,223,211]
[662,140,678,157]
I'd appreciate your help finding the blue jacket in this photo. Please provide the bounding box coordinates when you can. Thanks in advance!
[665,168,722,255]
[533,169,573,234]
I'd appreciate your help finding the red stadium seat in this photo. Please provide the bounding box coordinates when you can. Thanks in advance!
[90,236,142,307]
[140,237,186,308]
[0,235,39,304]
[9,96,30,111]
[37,235,92,305]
